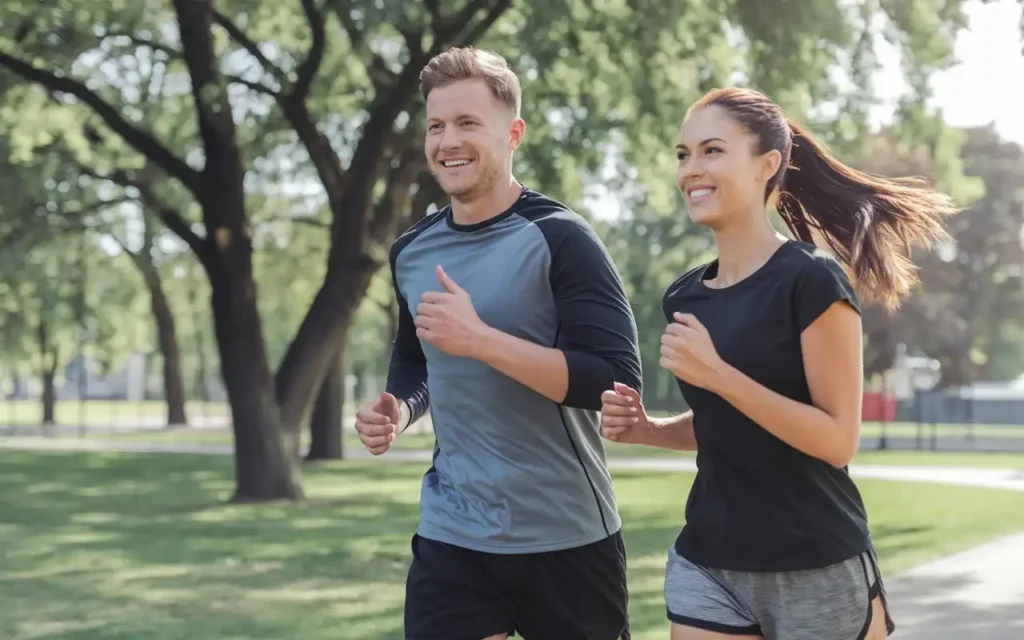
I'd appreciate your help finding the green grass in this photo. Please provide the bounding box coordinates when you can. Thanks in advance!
[388,431,1024,469]
[30,425,1024,470]
[0,399,231,425]
[2,451,1024,639]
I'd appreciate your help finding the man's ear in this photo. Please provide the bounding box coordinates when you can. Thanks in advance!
[509,117,526,150]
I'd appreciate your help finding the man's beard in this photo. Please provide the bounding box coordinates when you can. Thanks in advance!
[434,164,492,200]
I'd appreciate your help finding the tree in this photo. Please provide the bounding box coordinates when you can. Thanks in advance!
[0,0,990,495]
[2,0,303,500]
[857,124,1024,387]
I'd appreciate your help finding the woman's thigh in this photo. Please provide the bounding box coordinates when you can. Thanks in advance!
[665,547,893,640]
[670,623,762,640]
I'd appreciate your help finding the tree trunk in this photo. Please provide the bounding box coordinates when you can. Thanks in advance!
[41,369,56,425]
[275,258,378,435]
[306,348,345,461]
[171,0,302,501]
[209,266,303,501]
[186,262,211,402]
[37,319,57,425]
[140,264,188,426]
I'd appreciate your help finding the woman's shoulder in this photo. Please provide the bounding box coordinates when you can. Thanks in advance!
[663,260,714,300]
[779,240,849,277]
[779,242,861,328]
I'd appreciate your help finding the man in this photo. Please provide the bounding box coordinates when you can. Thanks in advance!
[353,46,642,640]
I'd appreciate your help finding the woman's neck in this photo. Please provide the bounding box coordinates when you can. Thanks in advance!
[709,217,788,287]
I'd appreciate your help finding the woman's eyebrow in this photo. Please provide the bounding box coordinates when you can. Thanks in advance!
[676,137,727,150]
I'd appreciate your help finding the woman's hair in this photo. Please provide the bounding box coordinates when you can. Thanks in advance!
[689,87,957,311]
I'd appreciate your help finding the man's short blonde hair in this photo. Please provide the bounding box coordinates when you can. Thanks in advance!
[419,46,522,116]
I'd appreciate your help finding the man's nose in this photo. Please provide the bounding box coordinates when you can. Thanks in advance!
[438,128,462,151]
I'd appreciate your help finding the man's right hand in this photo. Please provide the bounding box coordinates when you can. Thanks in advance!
[354,392,402,455]
[600,382,650,445]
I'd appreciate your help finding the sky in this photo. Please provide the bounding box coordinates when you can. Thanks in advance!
[876,0,1024,144]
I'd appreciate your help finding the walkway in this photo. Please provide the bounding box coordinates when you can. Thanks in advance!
[11,436,1022,492]
[2,436,1023,637]
[885,531,1024,638]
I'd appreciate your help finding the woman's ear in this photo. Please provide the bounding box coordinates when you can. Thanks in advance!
[760,149,783,183]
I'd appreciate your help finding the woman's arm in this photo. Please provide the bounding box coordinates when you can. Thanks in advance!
[643,411,698,451]
[712,300,862,468]
[600,384,697,451]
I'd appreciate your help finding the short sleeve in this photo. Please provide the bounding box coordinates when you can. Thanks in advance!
[794,251,861,332]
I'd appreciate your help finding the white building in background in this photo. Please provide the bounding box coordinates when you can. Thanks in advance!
[884,345,942,401]
[59,352,148,401]
[5,350,227,403]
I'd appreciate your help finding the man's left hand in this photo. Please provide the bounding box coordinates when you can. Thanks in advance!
[416,265,488,358]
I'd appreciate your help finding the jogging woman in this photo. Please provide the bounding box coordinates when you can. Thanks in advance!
[600,87,955,639]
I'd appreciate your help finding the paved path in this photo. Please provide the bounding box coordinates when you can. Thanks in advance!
[886,532,1024,638]
[12,437,1023,492]
[2,436,1023,637]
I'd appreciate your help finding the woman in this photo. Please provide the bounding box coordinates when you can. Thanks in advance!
[600,87,955,639]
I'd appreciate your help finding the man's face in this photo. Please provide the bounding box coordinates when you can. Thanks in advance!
[424,78,524,200]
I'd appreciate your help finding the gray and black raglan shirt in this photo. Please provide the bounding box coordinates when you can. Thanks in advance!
[386,188,642,554]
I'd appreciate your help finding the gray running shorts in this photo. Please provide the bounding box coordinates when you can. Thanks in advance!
[664,546,894,639]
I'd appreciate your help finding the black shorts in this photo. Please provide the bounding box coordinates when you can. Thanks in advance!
[404,532,630,640]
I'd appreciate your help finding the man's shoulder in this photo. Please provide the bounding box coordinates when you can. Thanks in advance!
[515,189,601,246]
[390,207,449,261]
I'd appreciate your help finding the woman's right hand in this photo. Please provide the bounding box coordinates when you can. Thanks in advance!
[600,382,650,444]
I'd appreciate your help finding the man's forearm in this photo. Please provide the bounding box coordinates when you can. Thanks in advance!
[474,326,569,404]
[398,399,413,433]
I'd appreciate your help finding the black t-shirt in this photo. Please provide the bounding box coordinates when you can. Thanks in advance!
[662,240,871,572]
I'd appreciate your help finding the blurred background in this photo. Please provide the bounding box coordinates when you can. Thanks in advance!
[1,1,1023,638]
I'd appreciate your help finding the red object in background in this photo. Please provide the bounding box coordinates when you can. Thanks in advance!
[862,391,897,421]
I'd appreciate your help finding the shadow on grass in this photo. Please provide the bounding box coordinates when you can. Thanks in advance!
[0,451,421,639]
[3,452,1024,640]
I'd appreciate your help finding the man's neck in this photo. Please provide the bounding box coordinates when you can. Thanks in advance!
[450,177,524,226]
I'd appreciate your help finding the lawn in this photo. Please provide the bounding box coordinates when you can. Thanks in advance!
[57,425,1024,470]
[3,452,1024,639]
[0,399,231,426]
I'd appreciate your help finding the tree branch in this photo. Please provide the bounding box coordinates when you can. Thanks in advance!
[0,51,203,195]
[290,217,331,229]
[211,9,290,86]
[226,74,281,97]
[433,0,511,48]
[102,29,183,59]
[78,164,212,269]
[293,0,327,101]
[369,138,425,242]
[333,0,366,49]
[326,0,511,263]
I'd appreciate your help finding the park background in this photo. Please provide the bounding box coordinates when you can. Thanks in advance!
[1,0,1024,638]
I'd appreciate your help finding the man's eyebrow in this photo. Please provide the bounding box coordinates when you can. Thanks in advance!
[427,112,483,123]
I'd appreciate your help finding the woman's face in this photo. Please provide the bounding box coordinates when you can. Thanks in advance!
[674,105,781,229]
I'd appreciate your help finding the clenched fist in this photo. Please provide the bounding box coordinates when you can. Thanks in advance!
[354,392,402,455]
[599,382,650,445]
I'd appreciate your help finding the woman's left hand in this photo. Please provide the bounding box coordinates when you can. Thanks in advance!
[659,312,730,392]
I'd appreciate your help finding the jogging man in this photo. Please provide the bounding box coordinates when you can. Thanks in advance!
[352,46,642,640]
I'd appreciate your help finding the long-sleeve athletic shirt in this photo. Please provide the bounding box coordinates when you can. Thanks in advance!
[385,187,642,554]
